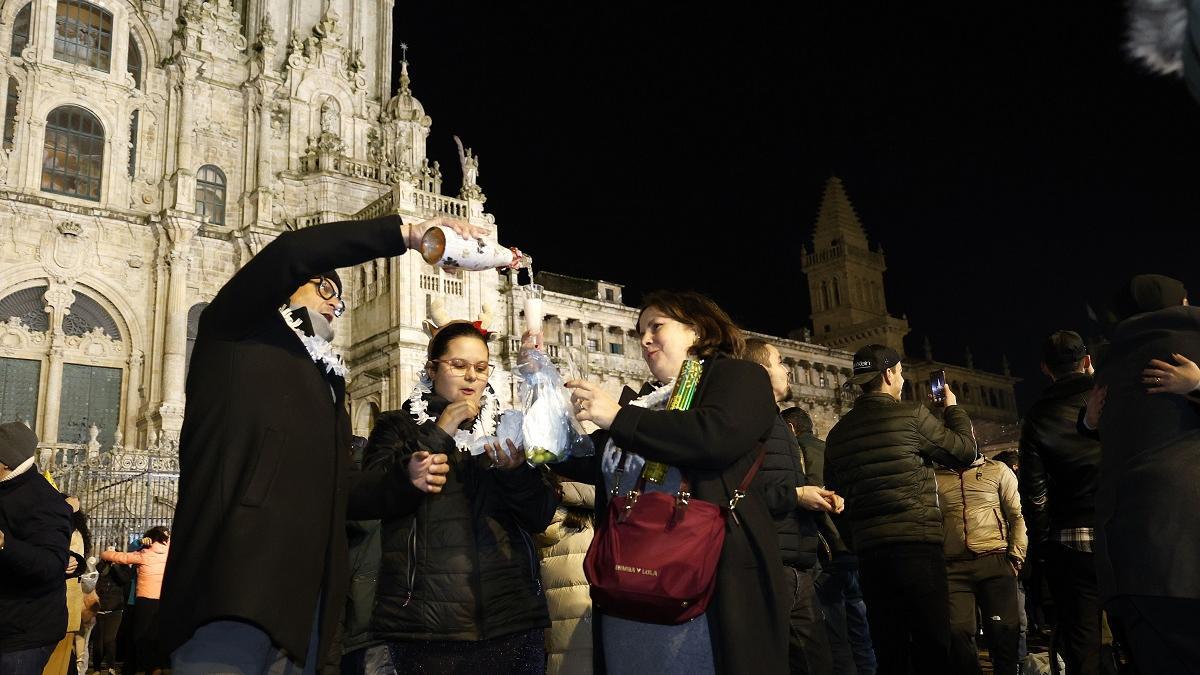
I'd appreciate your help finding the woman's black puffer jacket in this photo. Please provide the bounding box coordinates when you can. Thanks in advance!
[363,397,559,641]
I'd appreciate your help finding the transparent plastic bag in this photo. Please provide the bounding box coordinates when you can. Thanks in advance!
[513,347,594,464]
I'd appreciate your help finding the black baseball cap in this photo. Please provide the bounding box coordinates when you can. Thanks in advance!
[1041,330,1087,367]
[848,344,902,385]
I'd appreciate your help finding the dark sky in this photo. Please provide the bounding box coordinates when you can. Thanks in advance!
[394,2,1200,413]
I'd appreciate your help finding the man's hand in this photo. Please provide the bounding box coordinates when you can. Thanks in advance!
[407,450,450,494]
[437,400,480,435]
[943,383,958,408]
[66,556,79,575]
[0,529,5,550]
[1143,353,1200,395]
[404,216,489,251]
[797,486,840,513]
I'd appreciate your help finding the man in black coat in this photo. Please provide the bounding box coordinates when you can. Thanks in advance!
[1092,275,1200,674]
[744,338,838,675]
[1018,330,1103,674]
[0,422,73,674]
[162,214,484,673]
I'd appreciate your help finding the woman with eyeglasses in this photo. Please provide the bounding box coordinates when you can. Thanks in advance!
[359,320,559,674]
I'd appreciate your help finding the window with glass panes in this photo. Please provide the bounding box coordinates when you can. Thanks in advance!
[10,4,31,56]
[54,0,113,71]
[127,35,142,88]
[196,165,226,225]
[42,106,104,201]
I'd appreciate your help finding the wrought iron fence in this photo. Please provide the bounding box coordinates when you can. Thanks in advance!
[43,444,179,552]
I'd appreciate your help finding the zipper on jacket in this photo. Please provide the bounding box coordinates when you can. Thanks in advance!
[401,519,417,607]
[959,473,970,551]
[520,529,543,597]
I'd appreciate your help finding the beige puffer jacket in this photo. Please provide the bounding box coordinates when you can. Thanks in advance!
[935,456,1028,564]
[537,481,595,675]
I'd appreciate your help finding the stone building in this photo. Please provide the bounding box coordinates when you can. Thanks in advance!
[800,176,1020,443]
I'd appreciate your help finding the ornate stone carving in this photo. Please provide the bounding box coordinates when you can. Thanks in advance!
[39,221,96,283]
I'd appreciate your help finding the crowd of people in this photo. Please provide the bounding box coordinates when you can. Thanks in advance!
[1,213,1197,675]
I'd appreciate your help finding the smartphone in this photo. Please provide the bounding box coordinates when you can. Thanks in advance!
[930,369,947,406]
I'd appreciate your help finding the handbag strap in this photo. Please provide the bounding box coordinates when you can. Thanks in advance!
[727,442,767,526]
[612,442,767,516]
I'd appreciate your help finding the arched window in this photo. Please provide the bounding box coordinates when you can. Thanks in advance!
[127,35,142,88]
[3,77,17,151]
[54,0,113,71]
[10,3,31,56]
[42,105,105,201]
[196,165,226,225]
[832,278,841,306]
[0,284,50,332]
[63,291,122,339]
[820,282,830,311]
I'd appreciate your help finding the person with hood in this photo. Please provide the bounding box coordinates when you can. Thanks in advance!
[101,526,171,674]
[538,476,596,675]
[0,422,73,674]
[1087,274,1200,673]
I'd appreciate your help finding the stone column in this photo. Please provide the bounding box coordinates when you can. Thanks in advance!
[39,284,74,444]
[124,349,143,448]
[157,215,200,438]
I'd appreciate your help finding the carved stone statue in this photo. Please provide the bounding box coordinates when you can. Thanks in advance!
[320,99,339,135]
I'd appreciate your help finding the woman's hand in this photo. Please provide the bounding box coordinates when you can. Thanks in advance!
[485,439,526,470]
[407,450,450,493]
[437,399,480,435]
[565,380,620,430]
[1142,353,1200,395]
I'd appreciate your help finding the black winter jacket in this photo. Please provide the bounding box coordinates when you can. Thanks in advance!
[1018,372,1101,544]
[363,399,557,642]
[95,560,132,612]
[825,393,978,554]
[756,416,819,569]
[0,467,73,651]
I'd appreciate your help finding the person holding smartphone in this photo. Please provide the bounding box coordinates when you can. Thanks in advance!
[824,344,979,675]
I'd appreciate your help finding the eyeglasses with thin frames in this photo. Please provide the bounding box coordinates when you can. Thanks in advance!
[429,358,494,378]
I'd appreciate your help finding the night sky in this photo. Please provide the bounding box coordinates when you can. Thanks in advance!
[394,2,1200,413]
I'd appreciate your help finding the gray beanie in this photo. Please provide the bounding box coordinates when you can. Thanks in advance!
[0,422,38,468]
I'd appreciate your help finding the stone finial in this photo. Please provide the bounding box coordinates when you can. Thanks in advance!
[923,336,933,361]
[965,346,974,370]
[1002,354,1011,376]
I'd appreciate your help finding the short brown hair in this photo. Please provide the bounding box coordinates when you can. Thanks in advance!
[742,338,774,368]
[638,290,744,360]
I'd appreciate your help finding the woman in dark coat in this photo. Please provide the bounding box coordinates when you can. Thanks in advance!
[361,320,559,674]
[561,290,788,675]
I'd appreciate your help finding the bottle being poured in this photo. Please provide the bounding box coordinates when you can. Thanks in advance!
[418,224,526,271]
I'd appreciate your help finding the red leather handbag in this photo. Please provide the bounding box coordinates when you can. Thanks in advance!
[583,445,766,624]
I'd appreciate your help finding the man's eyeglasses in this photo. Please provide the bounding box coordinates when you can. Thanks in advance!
[429,358,494,378]
[310,277,346,318]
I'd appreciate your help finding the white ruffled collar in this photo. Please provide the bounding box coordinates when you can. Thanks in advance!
[407,372,499,454]
[279,306,348,379]
[601,379,674,478]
